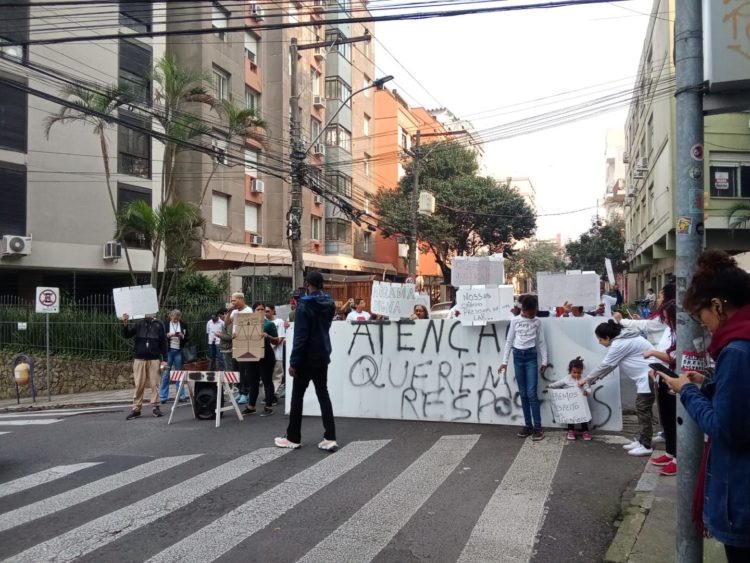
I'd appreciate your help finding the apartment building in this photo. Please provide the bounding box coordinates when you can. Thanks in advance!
[623,0,750,298]
[603,128,626,223]
[0,0,165,298]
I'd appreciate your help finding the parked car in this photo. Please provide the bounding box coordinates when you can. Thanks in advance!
[430,301,453,319]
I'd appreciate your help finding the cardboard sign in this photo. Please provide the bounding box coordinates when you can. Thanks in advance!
[232,312,265,362]
[371,281,417,319]
[537,272,600,309]
[451,255,505,287]
[548,387,592,424]
[456,285,514,325]
[113,285,159,319]
[605,258,615,286]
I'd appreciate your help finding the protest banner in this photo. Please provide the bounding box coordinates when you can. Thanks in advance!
[451,255,505,287]
[537,271,600,309]
[456,285,514,325]
[605,258,615,286]
[370,281,417,319]
[286,316,622,431]
[275,304,291,322]
[547,387,592,425]
[113,285,159,319]
[233,312,264,362]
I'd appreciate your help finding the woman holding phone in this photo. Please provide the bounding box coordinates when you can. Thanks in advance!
[663,251,750,562]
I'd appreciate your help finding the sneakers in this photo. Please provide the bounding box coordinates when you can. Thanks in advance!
[566,430,576,441]
[532,429,545,441]
[125,410,141,420]
[277,383,286,398]
[650,454,674,467]
[627,445,654,457]
[653,431,665,443]
[263,399,279,407]
[318,439,339,452]
[623,440,642,451]
[274,437,301,449]
[660,460,677,476]
[236,394,248,405]
[152,407,163,418]
[582,431,592,441]
[242,406,256,415]
[259,407,274,417]
[517,426,533,438]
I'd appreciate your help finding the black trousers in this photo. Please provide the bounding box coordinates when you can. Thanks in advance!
[238,361,251,395]
[567,422,589,431]
[725,544,750,563]
[285,364,335,444]
[656,378,677,457]
[248,358,275,407]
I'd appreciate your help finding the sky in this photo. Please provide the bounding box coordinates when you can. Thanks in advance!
[375,0,656,243]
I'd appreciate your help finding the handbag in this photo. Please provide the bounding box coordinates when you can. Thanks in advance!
[182,342,198,364]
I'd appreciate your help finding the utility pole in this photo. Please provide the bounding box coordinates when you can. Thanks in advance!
[674,0,704,561]
[408,130,420,278]
[289,38,305,290]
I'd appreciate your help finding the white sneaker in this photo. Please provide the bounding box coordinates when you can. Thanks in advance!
[623,440,641,450]
[274,437,301,449]
[653,432,665,443]
[627,445,654,457]
[318,439,339,452]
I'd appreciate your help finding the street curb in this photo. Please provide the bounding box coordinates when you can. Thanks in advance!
[604,460,660,563]
[0,400,131,413]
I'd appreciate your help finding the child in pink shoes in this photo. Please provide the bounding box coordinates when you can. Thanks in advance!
[547,357,593,441]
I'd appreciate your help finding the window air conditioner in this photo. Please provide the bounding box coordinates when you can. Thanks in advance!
[636,156,649,170]
[312,0,326,11]
[313,95,325,109]
[103,240,123,260]
[252,179,265,193]
[633,169,646,180]
[1,235,32,257]
[314,47,326,61]
[313,143,325,156]
[251,234,263,245]
[250,3,263,19]
[314,194,323,204]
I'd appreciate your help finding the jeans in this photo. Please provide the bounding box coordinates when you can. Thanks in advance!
[286,364,336,444]
[208,343,225,371]
[248,358,275,407]
[160,348,185,402]
[513,346,542,429]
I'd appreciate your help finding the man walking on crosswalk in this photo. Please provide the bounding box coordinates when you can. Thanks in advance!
[275,271,338,451]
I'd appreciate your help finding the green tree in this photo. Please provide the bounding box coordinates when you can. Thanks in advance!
[728,202,750,231]
[565,218,627,276]
[376,141,536,283]
[506,240,566,292]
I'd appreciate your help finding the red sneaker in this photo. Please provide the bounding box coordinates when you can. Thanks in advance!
[650,454,673,467]
[660,460,677,476]
[582,431,592,441]
[566,430,576,441]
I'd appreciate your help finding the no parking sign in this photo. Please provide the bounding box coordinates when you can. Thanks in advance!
[35,287,60,314]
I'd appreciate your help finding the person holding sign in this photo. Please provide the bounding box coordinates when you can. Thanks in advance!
[122,313,168,420]
[499,294,548,441]
[346,298,371,322]
[547,357,593,441]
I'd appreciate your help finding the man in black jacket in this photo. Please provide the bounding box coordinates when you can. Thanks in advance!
[122,313,168,420]
[275,271,338,451]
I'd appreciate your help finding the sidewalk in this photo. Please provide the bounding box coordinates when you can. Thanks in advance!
[0,388,133,411]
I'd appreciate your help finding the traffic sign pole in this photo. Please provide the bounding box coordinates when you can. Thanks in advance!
[46,315,50,402]
[35,287,59,402]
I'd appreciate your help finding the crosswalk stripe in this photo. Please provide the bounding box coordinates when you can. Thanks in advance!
[0,432,9,436]
[0,455,200,535]
[0,407,124,419]
[296,434,480,563]
[6,448,289,563]
[0,463,102,499]
[0,419,62,426]
[146,439,391,563]
[457,435,565,563]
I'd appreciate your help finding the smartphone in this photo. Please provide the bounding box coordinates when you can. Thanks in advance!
[649,363,679,379]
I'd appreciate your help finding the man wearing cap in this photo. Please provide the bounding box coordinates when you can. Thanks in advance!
[121,313,168,420]
[275,271,338,451]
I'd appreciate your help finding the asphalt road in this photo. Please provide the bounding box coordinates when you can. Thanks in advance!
[0,404,646,562]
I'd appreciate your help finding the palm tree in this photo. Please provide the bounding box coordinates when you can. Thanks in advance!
[43,84,137,283]
[728,203,750,231]
[116,199,205,305]
[199,98,266,206]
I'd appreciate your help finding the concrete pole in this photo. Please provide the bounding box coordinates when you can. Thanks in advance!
[674,0,704,560]
[408,130,421,278]
[289,38,305,289]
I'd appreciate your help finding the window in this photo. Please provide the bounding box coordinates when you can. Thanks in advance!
[326,171,352,198]
[0,1,29,63]
[363,194,370,214]
[362,30,371,58]
[245,202,259,232]
[212,138,228,165]
[325,30,351,60]
[363,232,371,253]
[212,66,229,100]
[363,154,370,176]
[244,148,258,176]
[0,75,27,152]
[647,115,654,154]
[212,2,228,40]
[710,153,750,198]
[0,163,26,236]
[119,1,152,33]
[311,216,321,241]
[245,87,259,112]
[119,39,152,102]
[244,32,258,63]
[325,125,351,152]
[212,193,229,226]
[648,184,654,221]
[309,166,323,191]
[117,182,151,247]
[118,111,151,178]
[311,69,321,97]
[310,118,321,145]
[325,77,352,106]
[363,75,371,97]
[363,114,370,136]
[0,37,24,62]
[326,218,351,243]
[397,162,405,180]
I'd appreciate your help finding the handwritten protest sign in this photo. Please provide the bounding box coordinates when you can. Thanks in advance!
[605,258,615,286]
[371,281,417,319]
[548,387,592,424]
[537,271,600,309]
[456,285,514,325]
[451,255,505,287]
[113,285,159,319]
[233,312,264,362]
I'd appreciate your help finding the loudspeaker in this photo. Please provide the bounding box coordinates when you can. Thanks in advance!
[192,382,224,420]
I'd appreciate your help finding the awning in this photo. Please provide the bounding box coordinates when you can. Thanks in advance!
[303,253,396,274]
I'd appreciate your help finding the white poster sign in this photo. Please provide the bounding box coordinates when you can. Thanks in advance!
[370,281,417,319]
[275,304,291,322]
[113,285,159,319]
[286,316,622,431]
[537,272,600,309]
[451,255,505,287]
[456,285,514,325]
[548,387,592,424]
[35,287,60,314]
[605,258,615,286]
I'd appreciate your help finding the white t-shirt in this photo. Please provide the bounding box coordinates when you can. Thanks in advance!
[206,318,224,345]
[231,306,252,334]
[168,321,182,350]
[347,310,371,322]
[273,318,286,361]
[501,315,548,366]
